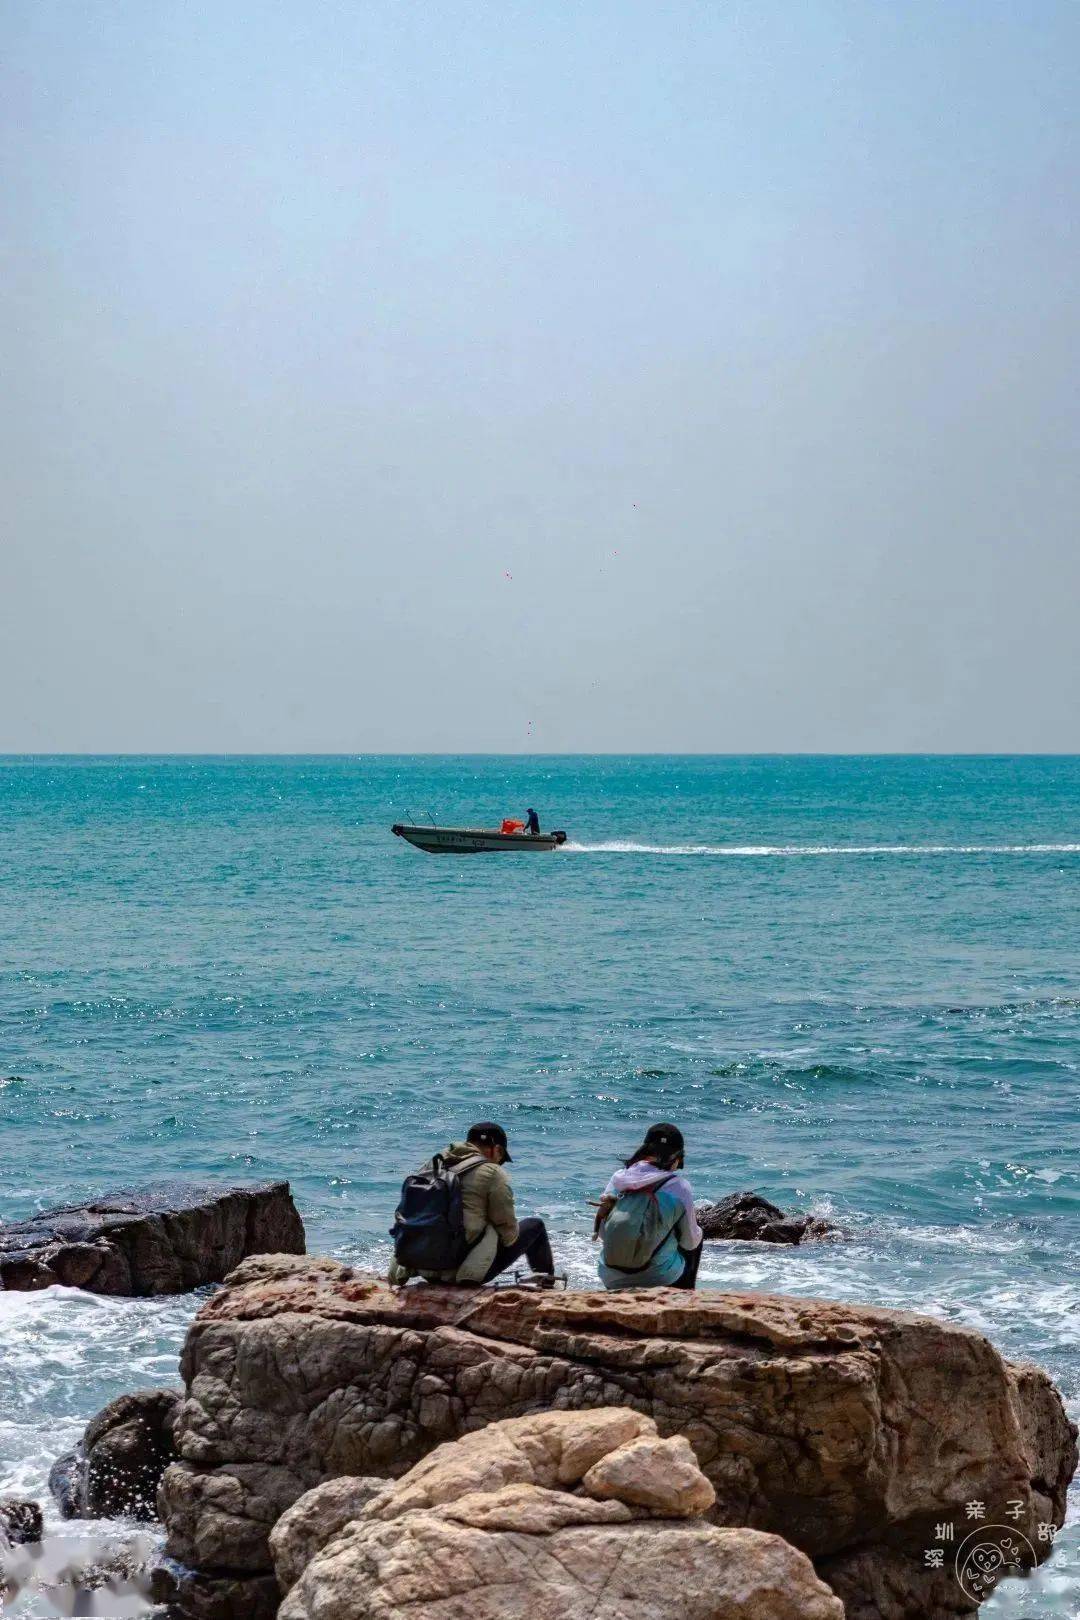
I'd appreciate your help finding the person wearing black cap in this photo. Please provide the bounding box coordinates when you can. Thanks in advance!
[388,1121,555,1287]
[524,808,541,836]
[593,1122,703,1290]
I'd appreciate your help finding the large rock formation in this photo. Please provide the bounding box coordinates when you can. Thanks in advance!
[50,1389,181,1520]
[0,1182,305,1294]
[157,1257,1077,1619]
[696,1190,834,1244]
[275,1408,845,1620]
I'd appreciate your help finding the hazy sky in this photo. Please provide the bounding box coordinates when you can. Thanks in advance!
[3,1,1078,752]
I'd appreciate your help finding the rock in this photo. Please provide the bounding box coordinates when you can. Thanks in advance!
[269,1478,391,1593]
[152,1561,282,1620]
[374,1408,655,1518]
[582,1434,717,1517]
[277,1408,843,1620]
[815,1543,974,1620]
[50,1389,181,1520]
[365,1409,713,1524]
[163,1462,314,1572]
[437,1483,634,1532]
[695,1191,834,1244]
[283,1516,844,1620]
[0,1181,305,1295]
[47,1456,82,1520]
[1006,1355,1076,1525]
[0,1498,43,1546]
[157,1257,1077,1618]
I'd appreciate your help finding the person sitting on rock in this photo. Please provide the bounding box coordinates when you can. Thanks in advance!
[389,1121,556,1287]
[593,1122,703,1290]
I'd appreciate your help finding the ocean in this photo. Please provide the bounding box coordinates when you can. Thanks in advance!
[1,754,1078,1616]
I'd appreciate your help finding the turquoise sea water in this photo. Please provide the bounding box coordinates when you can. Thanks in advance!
[1,755,1078,1615]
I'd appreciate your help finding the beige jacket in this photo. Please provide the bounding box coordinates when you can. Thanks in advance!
[389,1141,519,1285]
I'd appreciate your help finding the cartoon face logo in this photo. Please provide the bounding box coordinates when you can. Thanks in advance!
[969,1543,1004,1579]
[955,1527,1036,1603]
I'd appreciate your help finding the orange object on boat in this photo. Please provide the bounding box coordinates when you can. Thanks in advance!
[501,818,525,834]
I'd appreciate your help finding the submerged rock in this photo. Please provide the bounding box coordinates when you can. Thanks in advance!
[50,1388,181,1521]
[695,1190,835,1243]
[156,1256,1077,1618]
[0,1498,43,1547]
[276,1408,844,1620]
[0,1181,305,1295]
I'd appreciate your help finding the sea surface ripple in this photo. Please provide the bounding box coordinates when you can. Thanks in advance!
[1,755,1077,1616]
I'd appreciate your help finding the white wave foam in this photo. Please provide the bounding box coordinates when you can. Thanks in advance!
[563,842,1080,857]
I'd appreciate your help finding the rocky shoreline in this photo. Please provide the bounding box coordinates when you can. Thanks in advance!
[2,1184,1076,1619]
[142,1254,1075,1619]
[0,1183,818,1300]
[0,1181,305,1294]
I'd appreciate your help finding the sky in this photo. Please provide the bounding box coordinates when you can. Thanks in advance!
[2,0,1078,752]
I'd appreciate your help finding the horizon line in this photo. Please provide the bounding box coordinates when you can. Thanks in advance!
[2,750,1080,761]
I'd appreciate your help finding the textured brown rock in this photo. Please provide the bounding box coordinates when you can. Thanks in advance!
[282,1514,844,1620]
[437,1483,634,1531]
[162,1462,311,1572]
[373,1408,654,1518]
[363,1408,712,1526]
[158,1257,1077,1619]
[278,1407,842,1620]
[816,1543,976,1620]
[582,1433,716,1516]
[0,1182,305,1295]
[1006,1355,1076,1525]
[270,1477,389,1593]
[50,1388,180,1520]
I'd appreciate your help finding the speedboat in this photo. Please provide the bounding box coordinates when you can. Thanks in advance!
[392,823,567,855]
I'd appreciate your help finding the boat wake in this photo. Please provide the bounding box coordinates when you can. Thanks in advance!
[562,841,1080,857]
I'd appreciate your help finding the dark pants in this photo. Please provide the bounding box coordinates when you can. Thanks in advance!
[483,1216,555,1282]
[673,1240,703,1290]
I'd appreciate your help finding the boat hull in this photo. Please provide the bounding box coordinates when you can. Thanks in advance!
[392,824,567,855]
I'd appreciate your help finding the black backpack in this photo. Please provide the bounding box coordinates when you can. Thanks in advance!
[390,1153,485,1272]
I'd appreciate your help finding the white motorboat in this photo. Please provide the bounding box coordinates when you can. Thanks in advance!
[391,823,567,855]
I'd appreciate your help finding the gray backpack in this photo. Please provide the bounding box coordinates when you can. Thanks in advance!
[601,1174,678,1273]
